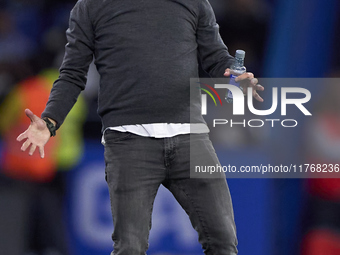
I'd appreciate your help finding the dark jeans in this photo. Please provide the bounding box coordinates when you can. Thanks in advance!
[103,130,238,255]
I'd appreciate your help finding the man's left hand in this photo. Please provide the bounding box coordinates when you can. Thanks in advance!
[224,69,264,102]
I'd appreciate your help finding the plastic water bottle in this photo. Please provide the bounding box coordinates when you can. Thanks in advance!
[225,50,246,103]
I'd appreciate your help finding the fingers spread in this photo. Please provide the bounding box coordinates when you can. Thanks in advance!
[246,72,254,79]
[25,108,34,121]
[39,146,45,159]
[17,132,27,142]
[224,68,231,76]
[236,72,254,82]
[253,92,264,102]
[251,78,258,86]
[25,108,40,123]
[255,84,264,91]
[29,144,37,156]
[21,139,31,152]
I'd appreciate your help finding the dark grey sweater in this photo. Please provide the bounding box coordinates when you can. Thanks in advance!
[42,0,234,131]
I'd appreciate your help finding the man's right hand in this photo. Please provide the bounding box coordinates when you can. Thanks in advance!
[16,109,52,158]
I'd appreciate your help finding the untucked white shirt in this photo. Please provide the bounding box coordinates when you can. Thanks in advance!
[101,123,209,144]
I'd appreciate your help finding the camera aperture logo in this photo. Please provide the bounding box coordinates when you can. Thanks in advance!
[199,83,312,128]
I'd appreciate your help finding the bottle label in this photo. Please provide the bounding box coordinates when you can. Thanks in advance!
[227,74,240,99]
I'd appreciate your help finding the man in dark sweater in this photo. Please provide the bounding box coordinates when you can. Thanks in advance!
[17,0,264,254]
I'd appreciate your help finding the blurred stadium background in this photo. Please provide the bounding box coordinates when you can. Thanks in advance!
[0,0,340,254]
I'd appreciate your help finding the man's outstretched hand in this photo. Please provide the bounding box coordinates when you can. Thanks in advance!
[224,68,264,102]
[16,109,51,158]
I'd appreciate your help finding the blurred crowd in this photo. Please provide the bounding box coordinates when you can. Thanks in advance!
[0,0,74,101]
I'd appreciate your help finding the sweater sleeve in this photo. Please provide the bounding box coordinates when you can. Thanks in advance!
[196,0,234,78]
[42,0,94,129]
